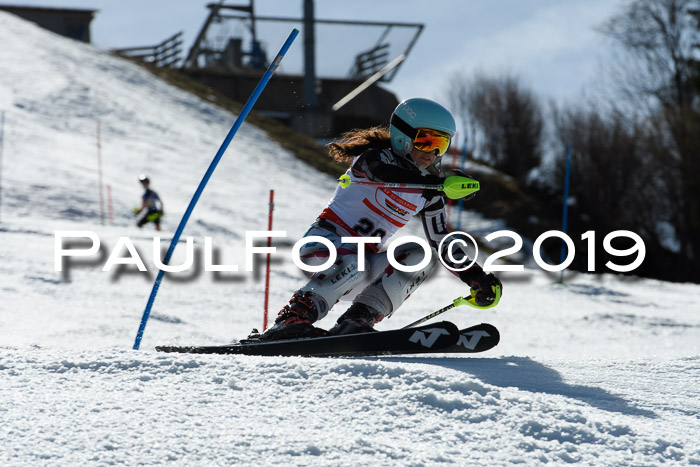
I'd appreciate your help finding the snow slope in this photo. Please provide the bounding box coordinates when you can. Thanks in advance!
[1,12,699,466]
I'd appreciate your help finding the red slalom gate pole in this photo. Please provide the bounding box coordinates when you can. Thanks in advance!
[107,184,114,222]
[263,189,275,330]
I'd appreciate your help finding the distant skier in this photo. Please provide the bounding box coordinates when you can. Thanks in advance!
[134,174,164,231]
[260,98,502,341]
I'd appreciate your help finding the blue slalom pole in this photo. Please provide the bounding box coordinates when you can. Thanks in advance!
[456,136,468,231]
[559,143,572,283]
[133,28,300,350]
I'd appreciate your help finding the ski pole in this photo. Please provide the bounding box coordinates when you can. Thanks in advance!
[402,296,474,329]
[339,174,442,191]
[338,173,479,200]
[401,285,502,328]
[132,28,300,350]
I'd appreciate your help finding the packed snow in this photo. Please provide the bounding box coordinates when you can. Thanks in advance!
[1,12,698,466]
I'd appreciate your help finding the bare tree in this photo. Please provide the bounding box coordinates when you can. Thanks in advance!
[446,71,544,185]
[549,101,686,277]
[600,0,700,268]
[600,0,698,110]
[552,105,664,227]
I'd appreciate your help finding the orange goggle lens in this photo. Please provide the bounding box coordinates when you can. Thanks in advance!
[412,129,451,156]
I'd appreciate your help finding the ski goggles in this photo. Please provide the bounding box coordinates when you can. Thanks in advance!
[412,128,451,157]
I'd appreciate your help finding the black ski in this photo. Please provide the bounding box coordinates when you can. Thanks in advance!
[440,323,500,353]
[370,323,500,356]
[156,321,460,357]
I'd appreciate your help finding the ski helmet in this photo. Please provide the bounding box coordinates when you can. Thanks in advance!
[139,174,150,184]
[389,98,456,160]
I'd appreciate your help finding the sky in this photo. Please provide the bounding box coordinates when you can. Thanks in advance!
[0,0,627,105]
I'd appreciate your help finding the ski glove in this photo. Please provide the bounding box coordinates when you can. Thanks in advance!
[459,266,502,308]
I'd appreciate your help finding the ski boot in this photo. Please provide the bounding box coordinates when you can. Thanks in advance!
[259,292,328,341]
[329,303,384,335]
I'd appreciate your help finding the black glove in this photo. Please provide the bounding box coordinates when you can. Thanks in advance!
[421,174,445,198]
[459,267,503,307]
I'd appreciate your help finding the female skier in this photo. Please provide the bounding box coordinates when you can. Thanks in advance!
[260,98,502,340]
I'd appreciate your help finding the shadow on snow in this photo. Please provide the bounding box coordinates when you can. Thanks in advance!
[378,356,657,419]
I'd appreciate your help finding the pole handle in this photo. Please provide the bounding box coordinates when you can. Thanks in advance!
[458,285,502,309]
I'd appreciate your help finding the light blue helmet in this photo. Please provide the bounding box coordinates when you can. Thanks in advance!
[389,98,456,158]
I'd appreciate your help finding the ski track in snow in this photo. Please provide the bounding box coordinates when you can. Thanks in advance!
[1,12,699,466]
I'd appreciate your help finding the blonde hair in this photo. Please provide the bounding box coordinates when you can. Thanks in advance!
[327,125,391,165]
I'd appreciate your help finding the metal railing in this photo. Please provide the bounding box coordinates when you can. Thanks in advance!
[114,31,183,68]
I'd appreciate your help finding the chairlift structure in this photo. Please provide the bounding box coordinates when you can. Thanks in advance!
[181,1,424,138]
